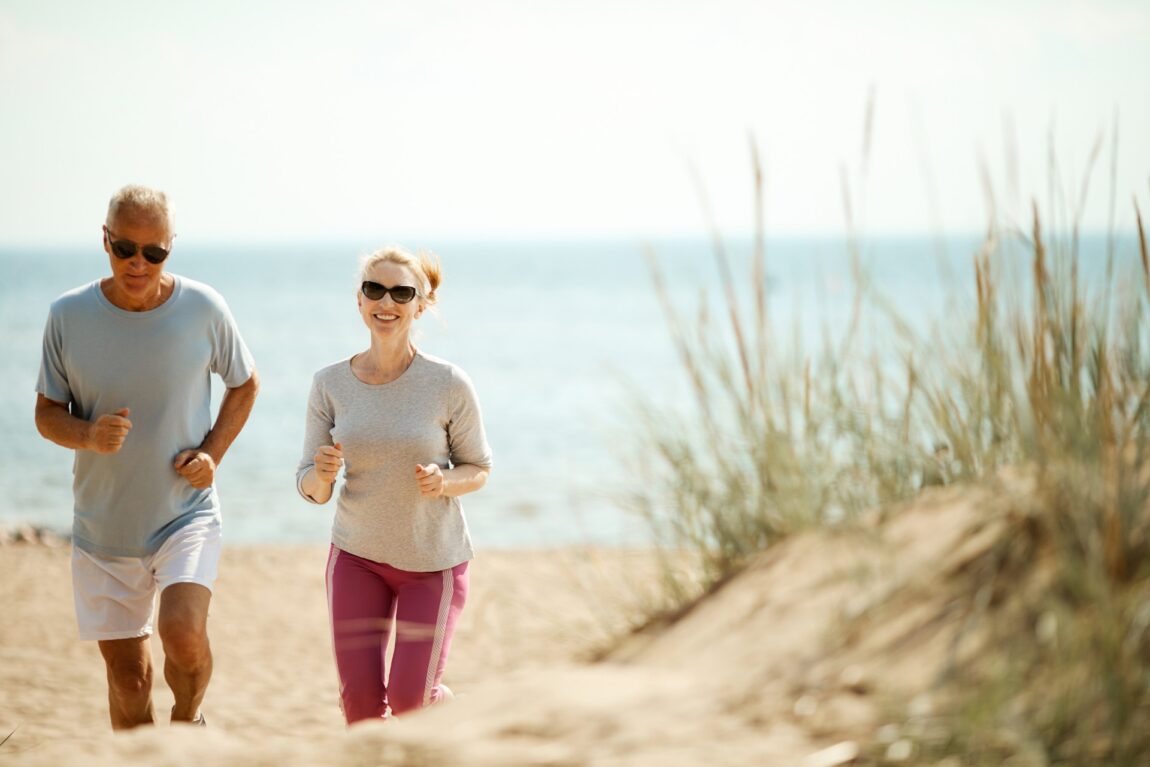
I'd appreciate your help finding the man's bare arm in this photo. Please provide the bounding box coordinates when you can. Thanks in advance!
[35,394,132,454]
[173,371,260,489]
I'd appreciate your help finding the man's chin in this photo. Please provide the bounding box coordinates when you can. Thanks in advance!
[120,278,155,293]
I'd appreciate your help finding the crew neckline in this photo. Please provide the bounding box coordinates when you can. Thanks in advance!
[346,348,424,387]
[94,275,183,318]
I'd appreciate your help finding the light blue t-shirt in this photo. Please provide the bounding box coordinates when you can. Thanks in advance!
[37,276,256,557]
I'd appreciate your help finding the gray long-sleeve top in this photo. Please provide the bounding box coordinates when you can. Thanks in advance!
[296,351,492,571]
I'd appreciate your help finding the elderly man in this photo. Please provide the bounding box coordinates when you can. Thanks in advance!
[34,185,259,729]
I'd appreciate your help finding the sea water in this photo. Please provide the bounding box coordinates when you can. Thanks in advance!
[0,233,1129,547]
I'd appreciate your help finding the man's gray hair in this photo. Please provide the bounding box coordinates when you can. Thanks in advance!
[106,185,173,229]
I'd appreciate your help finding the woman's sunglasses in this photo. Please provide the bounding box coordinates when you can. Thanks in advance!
[361,281,418,304]
[104,227,171,264]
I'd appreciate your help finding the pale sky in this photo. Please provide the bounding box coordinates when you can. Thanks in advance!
[1,0,1147,245]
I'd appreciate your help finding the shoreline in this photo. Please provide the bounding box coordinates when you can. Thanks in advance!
[0,523,657,556]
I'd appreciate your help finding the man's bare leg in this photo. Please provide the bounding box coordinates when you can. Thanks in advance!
[98,637,155,729]
[158,583,212,723]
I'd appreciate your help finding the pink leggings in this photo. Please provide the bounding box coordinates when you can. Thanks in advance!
[325,546,469,723]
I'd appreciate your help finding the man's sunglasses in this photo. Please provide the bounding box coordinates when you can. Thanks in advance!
[361,281,418,303]
[104,226,171,264]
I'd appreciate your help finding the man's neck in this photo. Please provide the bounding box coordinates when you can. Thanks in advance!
[101,274,175,312]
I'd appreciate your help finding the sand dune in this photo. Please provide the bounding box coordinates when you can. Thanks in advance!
[1,486,1002,765]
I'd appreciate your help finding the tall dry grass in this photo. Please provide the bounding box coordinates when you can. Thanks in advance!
[625,138,932,610]
[626,133,1150,761]
[887,202,1150,766]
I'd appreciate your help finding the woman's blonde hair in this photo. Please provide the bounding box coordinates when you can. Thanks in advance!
[359,247,442,304]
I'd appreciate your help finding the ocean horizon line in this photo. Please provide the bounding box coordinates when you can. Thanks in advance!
[2,228,1137,253]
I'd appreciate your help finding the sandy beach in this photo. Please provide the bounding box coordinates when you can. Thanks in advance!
[1,487,1007,766]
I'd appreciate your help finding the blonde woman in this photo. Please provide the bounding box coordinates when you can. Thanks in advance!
[296,247,491,723]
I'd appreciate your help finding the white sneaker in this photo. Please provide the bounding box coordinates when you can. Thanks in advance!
[436,684,455,703]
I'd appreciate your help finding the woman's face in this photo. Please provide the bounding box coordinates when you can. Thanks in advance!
[357,260,424,341]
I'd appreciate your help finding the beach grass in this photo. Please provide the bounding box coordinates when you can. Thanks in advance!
[865,203,1150,766]
[625,131,1150,762]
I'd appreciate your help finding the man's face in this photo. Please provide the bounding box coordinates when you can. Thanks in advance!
[103,214,172,303]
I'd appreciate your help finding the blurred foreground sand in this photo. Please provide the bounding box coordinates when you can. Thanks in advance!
[1,487,1003,765]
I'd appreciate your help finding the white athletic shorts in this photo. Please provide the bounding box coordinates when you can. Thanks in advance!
[71,516,221,641]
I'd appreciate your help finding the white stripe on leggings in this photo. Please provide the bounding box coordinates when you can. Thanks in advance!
[422,568,454,706]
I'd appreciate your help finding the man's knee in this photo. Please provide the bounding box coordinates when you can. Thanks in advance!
[158,620,210,666]
[158,583,211,668]
[106,655,152,699]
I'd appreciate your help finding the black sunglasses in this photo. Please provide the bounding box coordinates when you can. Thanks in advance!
[361,281,418,303]
[104,226,171,264]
